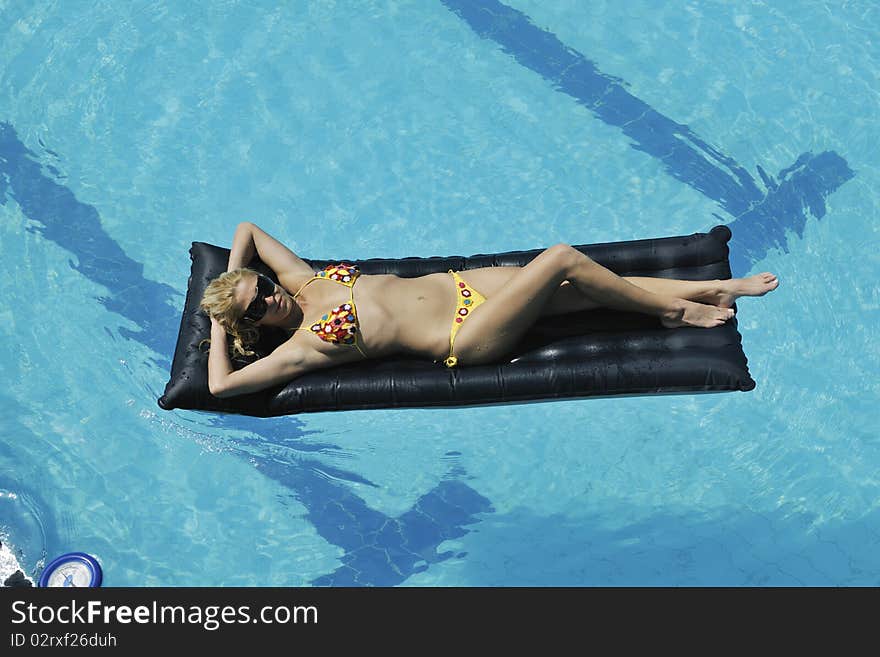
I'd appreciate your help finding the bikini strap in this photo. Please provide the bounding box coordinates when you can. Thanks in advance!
[292,275,319,299]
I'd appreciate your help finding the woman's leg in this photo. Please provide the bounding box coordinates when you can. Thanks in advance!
[459,267,771,317]
[541,274,780,315]
[623,277,721,304]
[539,277,722,316]
[449,244,733,365]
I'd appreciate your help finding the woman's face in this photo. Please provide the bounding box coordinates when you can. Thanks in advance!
[235,273,292,326]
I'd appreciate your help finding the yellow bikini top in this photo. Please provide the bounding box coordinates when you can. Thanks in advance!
[290,263,368,358]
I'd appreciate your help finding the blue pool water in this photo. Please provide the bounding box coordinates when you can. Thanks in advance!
[1,0,878,586]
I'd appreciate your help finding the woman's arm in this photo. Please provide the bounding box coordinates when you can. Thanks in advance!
[227,222,313,279]
[207,318,305,398]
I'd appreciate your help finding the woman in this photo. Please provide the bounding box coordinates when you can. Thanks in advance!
[201,222,778,398]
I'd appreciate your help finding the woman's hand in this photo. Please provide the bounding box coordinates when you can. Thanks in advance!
[209,316,229,343]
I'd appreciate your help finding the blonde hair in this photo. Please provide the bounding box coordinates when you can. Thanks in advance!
[199,268,261,358]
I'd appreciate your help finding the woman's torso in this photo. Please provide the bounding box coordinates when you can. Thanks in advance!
[280,268,459,363]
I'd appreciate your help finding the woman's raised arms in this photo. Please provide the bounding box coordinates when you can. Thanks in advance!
[227,222,314,283]
[207,317,347,397]
[206,317,303,397]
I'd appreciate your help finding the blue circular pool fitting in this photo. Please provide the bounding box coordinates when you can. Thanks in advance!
[38,552,103,588]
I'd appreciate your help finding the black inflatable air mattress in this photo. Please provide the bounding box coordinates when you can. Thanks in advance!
[158,225,755,416]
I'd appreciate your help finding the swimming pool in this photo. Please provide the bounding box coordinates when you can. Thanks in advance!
[1,0,877,586]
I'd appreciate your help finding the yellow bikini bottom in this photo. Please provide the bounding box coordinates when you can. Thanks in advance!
[440,269,488,368]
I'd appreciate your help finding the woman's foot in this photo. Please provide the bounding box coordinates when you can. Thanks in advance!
[661,300,735,329]
[714,273,779,308]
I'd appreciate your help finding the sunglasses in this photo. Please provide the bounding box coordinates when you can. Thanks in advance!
[242,274,276,322]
